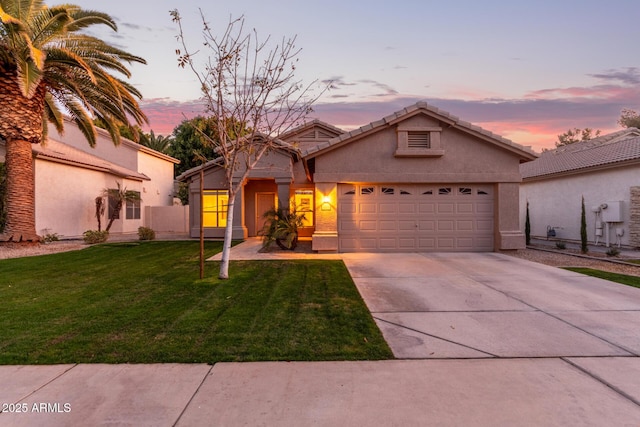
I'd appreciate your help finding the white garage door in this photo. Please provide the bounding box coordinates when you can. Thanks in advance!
[338,184,494,252]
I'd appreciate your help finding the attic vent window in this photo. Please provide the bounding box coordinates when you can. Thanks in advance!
[408,132,430,149]
[395,126,444,157]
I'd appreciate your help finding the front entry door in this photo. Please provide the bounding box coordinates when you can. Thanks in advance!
[255,192,276,236]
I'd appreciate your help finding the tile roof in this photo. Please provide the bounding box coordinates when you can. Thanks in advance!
[301,101,537,160]
[521,132,640,180]
[33,139,150,181]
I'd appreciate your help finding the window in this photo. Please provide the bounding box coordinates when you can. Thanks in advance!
[400,189,412,195]
[439,187,452,195]
[381,187,395,195]
[360,187,374,195]
[459,187,472,195]
[294,189,314,227]
[126,192,141,219]
[203,190,228,227]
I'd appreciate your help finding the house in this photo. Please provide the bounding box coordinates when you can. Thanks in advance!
[177,102,537,252]
[0,118,180,239]
[520,128,640,248]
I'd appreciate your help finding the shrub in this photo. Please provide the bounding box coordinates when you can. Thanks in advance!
[261,206,306,250]
[41,232,60,243]
[138,226,156,241]
[83,230,109,244]
[555,241,566,250]
[525,201,531,246]
[606,247,620,257]
[580,196,588,253]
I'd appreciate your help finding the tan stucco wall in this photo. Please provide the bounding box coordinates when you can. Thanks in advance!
[520,165,638,246]
[313,117,521,184]
[310,115,525,251]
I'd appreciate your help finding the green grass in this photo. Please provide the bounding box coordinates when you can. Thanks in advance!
[0,241,392,364]
[563,267,640,289]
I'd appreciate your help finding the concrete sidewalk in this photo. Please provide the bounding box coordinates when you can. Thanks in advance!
[2,242,640,426]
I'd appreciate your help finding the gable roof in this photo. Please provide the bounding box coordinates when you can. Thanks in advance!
[278,119,345,142]
[33,139,150,181]
[521,130,640,180]
[176,134,300,182]
[301,102,537,161]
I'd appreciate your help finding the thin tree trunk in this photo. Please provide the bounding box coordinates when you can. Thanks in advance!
[0,139,39,242]
[105,201,123,232]
[199,167,204,279]
[218,191,236,280]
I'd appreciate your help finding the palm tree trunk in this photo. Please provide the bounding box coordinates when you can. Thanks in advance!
[0,139,39,242]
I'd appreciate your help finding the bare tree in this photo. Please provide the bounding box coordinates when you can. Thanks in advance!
[171,10,326,279]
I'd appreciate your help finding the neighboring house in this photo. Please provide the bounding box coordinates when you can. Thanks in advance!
[520,128,640,248]
[177,102,537,252]
[0,118,180,239]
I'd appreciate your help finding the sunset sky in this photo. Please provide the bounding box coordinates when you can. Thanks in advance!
[71,0,640,152]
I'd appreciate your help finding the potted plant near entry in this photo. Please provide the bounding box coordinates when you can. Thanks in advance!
[260,205,306,250]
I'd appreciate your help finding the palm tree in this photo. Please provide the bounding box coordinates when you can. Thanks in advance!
[0,0,147,242]
[138,130,173,154]
[103,184,141,232]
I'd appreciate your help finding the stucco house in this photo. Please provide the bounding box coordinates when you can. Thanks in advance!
[0,118,180,239]
[177,102,537,252]
[520,128,640,248]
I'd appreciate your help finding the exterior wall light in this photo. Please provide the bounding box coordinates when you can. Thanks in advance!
[321,196,331,211]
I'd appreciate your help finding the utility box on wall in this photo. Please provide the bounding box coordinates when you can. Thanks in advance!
[602,201,623,222]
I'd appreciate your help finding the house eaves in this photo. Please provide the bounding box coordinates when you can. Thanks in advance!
[278,119,345,142]
[301,101,537,162]
[33,139,150,181]
[521,135,640,181]
[177,134,302,182]
[60,116,180,164]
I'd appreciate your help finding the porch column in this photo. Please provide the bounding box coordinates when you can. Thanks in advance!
[231,178,248,239]
[275,178,291,211]
[496,182,525,250]
[312,182,338,253]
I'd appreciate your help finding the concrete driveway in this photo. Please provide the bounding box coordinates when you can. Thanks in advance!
[3,248,640,426]
[342,252,640,359]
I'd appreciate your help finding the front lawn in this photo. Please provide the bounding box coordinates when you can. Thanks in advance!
[0,241,392,364]
[563,267,640,289]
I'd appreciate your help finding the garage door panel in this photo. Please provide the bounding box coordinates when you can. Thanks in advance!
[418,221,435,231]
[399,238,417,249]
[379,220,397,231]
[437,203,455,214]
[360,220,377,231]
[360,203,376,214]
[437,220,454,231]
[359,238,377,249]
[419,203,435,213]
[338,184,494,252]
[476,202,493,213]
[340,203,356,214]
[477,220,493,231]
[399,203,416,213]
[379,203,397,214]
[456,220,474,231]
[379,238,397,249]
[456,202,474,214]
[399,221,416,231]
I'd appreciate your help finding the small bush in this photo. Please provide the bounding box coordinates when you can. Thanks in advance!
[555,241,566,250]
[606,247,620,257]
[83,230,109,244]
[41,233,60,243]
[138,226,156,241]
